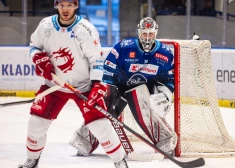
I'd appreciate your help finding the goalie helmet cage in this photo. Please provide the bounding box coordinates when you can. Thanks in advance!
[121,40,235,157]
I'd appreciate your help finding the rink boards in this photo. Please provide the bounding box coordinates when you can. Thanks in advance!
[0,46,235,108]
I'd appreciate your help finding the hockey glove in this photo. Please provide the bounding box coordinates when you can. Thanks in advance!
[150,86,173,118]
[86,83,107,110]
[32,52,53,81]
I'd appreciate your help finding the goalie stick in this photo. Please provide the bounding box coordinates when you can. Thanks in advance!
[50,74,205,168]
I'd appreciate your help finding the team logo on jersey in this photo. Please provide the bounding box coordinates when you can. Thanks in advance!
[92,65,103,70]
[127,73,147,86]
[71,31,75,38]
[162,44,173,54]
[44,30,51,37]
[31,96,46,112]
[83,106,90,113]
[104,60,116,69]
[94,39,100,45]
[51,47,75,73]
[129,52,136,58]
[61,28,66,32]
[101,141,111,147]
[129,64,158,75]
[129,64,139,72]
[120,39,134,47]
[27,137,37,145]
[111,48,119,59]
[155,53,169,62]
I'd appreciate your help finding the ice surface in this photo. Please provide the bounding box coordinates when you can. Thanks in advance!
[0,98,235,168]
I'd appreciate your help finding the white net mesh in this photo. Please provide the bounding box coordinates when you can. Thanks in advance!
[122,40,235,157]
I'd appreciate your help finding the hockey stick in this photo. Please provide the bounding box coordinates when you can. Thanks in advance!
[51,74,205,168]
[106,90,163,161]
[110,113,163,161]
[34,85,61,102]
[0,98,35,107]
[0,85,61,107]
[33,79,163,161]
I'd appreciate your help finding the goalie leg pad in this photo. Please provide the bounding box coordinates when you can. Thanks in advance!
[150,85,176,153]
[124,84,156,142]
[154,117,177,154]
[125,84,177,153]
[69,123,99,156]
[150,85,173,118]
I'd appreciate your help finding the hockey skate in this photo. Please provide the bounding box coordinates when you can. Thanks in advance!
[114,158,129,168]
[18,157,40,168]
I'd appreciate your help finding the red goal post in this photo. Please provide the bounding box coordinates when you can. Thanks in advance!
[161,40,181,156]
[121,39,235,157]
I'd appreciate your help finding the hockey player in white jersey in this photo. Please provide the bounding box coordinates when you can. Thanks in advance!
[70,17,177,158]
[18,0,128,168]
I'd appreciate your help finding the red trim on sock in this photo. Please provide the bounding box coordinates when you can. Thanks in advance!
[27,146,44,152]
[106,143,121,154]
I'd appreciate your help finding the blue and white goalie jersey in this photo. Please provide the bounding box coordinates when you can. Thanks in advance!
[103,38,174,93]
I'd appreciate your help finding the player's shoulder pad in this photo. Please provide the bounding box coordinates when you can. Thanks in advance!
[119,38,136,48]
[38,15,54,31]
[157,40,174,58]
[74,18,99,39]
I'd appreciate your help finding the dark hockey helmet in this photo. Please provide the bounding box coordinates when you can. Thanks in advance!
[137,17,158,52]
[54,0,78,9]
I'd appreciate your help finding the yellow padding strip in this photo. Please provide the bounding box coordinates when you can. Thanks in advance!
[1,90,235,108]
[0,90,36,97]
[218,99,235,108]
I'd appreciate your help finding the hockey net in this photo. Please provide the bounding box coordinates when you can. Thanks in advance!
[121,40,235,157]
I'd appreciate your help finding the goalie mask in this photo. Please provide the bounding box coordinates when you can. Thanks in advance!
[137,17,158,52]
[54,0,78,9]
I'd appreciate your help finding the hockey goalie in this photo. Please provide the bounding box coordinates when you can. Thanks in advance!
[69,17,178,157]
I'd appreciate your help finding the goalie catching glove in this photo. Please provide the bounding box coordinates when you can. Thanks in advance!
[32,52,53,81]
[85,82,107,110]
[150,85,173,118]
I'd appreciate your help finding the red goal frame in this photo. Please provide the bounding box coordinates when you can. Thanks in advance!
[162,41,181,157]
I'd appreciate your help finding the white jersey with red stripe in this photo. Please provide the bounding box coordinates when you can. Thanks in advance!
[29,14,104,93]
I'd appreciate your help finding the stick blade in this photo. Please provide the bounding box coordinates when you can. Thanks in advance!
[178,158,205,168]
[0,99,35,107]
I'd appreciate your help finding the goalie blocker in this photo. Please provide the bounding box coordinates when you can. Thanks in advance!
[70,84,177,156]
